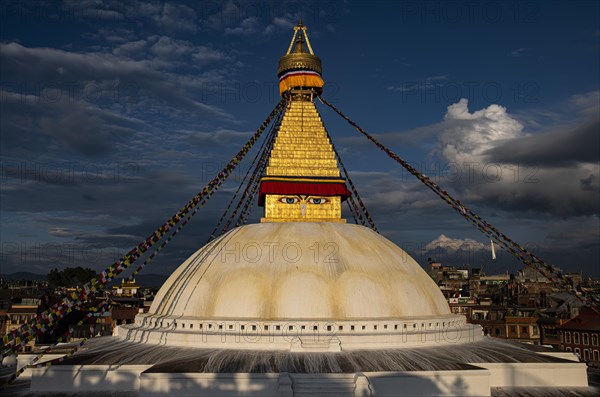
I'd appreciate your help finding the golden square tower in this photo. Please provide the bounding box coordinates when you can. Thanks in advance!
[259,22,351,223]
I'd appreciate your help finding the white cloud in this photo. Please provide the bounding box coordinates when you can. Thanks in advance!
[150,36,194,59]
[569,90,600,116]
[111,36,229,67]
[263,25,276,35]
[112,40,148,58]
[264,17,295,35]
[153,2,197,33]
[0,89,142,157]
[438,98,524,165]
[273,17,293,29]
[432,98,599,217]
[387,76,448,93]
[191,46,228,65]
[0,42,233,120]
[183,128,252,146]
[225,17,260,36]
[509,48,527,57]
[48,227,73,237]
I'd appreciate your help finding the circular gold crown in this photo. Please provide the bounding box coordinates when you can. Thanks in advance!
[277,22,322,76]
[278,53,322,76]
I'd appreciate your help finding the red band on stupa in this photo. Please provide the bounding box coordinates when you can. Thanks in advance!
[258,180,351,206]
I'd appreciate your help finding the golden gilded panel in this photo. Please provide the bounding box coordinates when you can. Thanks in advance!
[273,145,332,157]
[272,143,332,151]
[282,117,321,123]
[275,133,329,139]
[278,128,325,134]
[265,98,342,181]
[274,140,331,147]
[262,194,344,222]
[268,158,338,168]
[278,127,325,132]
[279,125,324,130]
[266,166,340,177]
[270,151,335,160]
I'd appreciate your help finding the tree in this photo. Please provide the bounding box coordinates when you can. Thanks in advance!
[46,266,96,288]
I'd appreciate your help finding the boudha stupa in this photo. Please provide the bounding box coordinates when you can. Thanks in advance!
[23,22,592,397]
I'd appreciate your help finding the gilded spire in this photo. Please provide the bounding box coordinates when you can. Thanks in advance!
[292,31,307,54]
[259,23,350,223]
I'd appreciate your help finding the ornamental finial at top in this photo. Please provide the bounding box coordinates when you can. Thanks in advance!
[278,22,323,95]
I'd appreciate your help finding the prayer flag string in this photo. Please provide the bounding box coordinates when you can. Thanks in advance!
[318,95,594,305]
[2,99,287,357]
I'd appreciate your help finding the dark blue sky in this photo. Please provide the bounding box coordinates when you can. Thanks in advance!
[1,1,599,278]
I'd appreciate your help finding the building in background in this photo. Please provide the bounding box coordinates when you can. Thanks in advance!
[558,307,600,368]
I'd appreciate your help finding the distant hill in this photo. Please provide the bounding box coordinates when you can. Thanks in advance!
[1,272,169,288]
[0,272,46,282]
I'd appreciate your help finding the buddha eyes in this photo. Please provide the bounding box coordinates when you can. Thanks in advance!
[279,197,328,204]
[280,197,300,204]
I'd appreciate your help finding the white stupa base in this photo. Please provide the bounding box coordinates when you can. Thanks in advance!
[25,335,595,397]
[15,354,66,379]
[116,314,483,351]
[30,362,589,396]
[31,365,152,392]
[137,370,492,397]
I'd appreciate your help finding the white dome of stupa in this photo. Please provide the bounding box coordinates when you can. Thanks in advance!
[119,223,480,351]
[149,222,450,319]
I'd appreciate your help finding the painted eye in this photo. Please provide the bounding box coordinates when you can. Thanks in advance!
[280,197,299,204]
[308,198,328,204]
